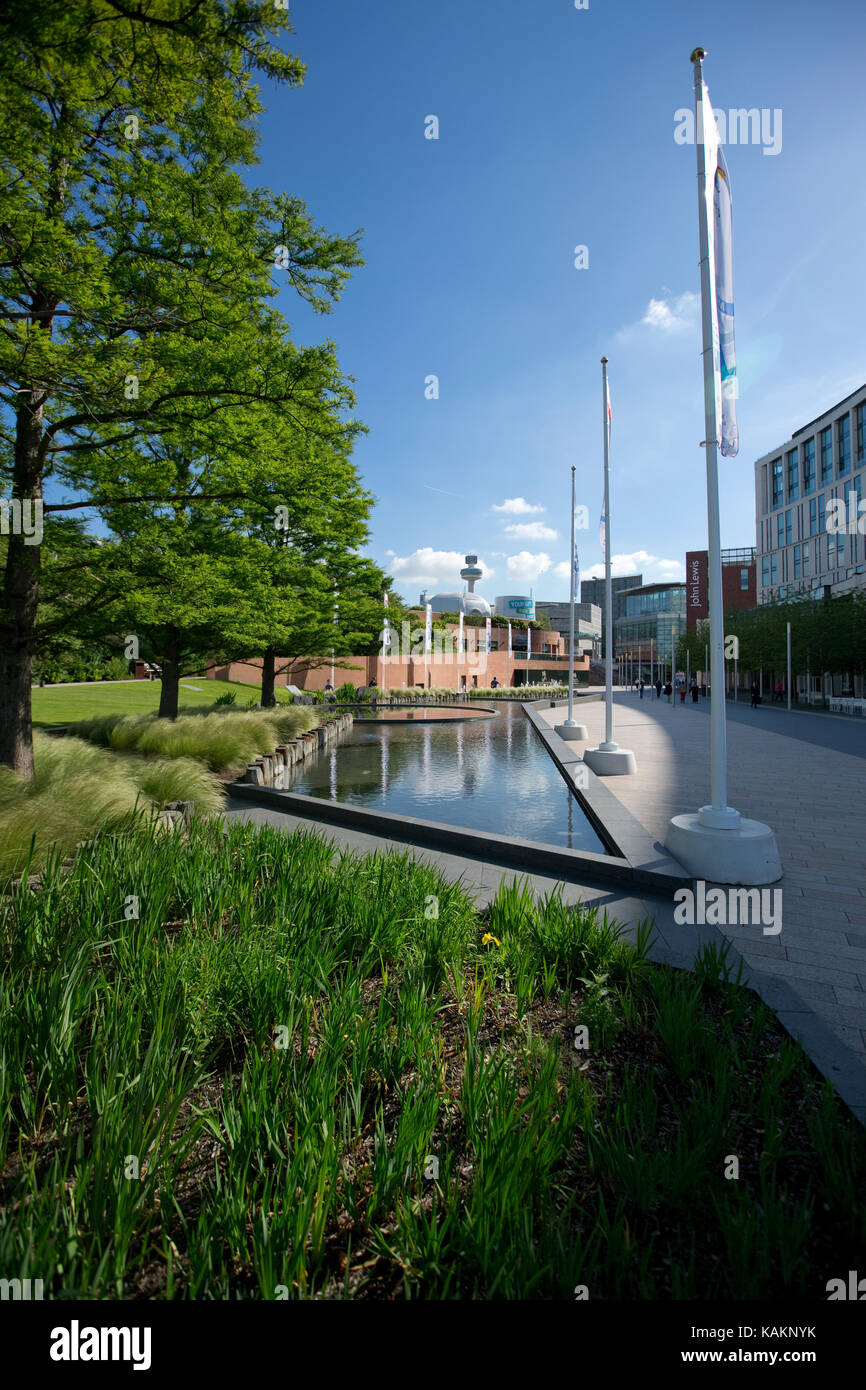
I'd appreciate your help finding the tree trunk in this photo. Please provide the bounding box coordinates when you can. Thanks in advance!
[158,627,181,719]
[0,385,46,778]
[261,646,277,707]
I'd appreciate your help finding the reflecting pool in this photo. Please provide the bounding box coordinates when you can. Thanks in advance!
[281,701,606,853]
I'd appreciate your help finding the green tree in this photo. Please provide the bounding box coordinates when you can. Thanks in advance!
[0,0,361,775]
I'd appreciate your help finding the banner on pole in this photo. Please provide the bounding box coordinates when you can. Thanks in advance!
[699,77,739,457]
[424,602,432,655]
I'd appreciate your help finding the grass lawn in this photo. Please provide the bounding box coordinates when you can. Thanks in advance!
[2,817,864,1300]
[31,678,287,727]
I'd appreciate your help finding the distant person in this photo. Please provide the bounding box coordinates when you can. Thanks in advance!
[655,678,662,700]
[750,682,759,708]
[490,676,500,688]
[690,677,699,704]
[639,679,644,699]
[664,680,672,702]
[774,678,783,703]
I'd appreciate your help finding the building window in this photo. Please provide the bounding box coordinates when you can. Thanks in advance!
[794,545,801,578]
[740,567,749,590]
[785,509,792,545]
[770,554,778,586]
[818,493,826,532]
[837,414,851,474]
[820,427,833,483]
[786,448,798,500]
[836,532,846,565]
[777,514,784,548]
[771,457,783,508]
[809,498,817,536]
[857,403,866,464]
[802,437,816,494]
[803,541,810,575]
[762,555,769,588]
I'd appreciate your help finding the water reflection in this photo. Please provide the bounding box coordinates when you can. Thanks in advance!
[282,700,604,853]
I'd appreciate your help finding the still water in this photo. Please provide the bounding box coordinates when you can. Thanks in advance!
[284,701,606,853]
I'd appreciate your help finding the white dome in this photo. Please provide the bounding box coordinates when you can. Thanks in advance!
[428,591,492,617]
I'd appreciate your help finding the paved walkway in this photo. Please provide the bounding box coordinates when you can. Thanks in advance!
[537,690,866,1112]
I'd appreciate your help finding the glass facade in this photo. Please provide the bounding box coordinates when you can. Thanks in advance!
[771,457,783,507]
[857,404,866,465]
[786,448,798,500]
[802,437,815,494]
[617,587,686,665]
[837,414,851,474]
[820,427,833,482]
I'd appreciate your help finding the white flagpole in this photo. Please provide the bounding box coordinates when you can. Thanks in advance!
[583,358,635,773]
[664,48,779,883]
[554,466,587,739]
[602,357,614,745]
[692,50,734,825]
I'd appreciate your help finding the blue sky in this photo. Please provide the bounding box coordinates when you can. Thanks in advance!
[260,0,866,605]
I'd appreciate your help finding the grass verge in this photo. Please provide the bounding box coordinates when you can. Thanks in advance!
[1,819,863,1299]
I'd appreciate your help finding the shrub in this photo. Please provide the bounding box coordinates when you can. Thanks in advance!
[71,706,319,771]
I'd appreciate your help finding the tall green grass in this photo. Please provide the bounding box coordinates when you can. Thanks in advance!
[2,819,864,1299]
[72,705,318,770]
[0,733,223,878]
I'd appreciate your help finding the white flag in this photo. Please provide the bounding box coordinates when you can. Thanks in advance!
[598,505,606,561]
[485,616,491,654]
[507,620,512,658]
[699,76,739,457]
[424,602,432,655]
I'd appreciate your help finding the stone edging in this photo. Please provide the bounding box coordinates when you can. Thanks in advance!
[234,713,353,787]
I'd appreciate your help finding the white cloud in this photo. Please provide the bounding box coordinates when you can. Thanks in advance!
[617,290,699,341]
[504,521,558,541]
[581,550,684,582]
[492,497,545,515]
[553,561,571,581]
[640,291,699,334]
[388,547,494,590]
[506,550,552,582]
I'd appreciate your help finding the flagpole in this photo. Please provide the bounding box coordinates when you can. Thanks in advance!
[602,357,614,746]
[555,466,587,739]
[692,48,736,827]
[584,357,635,774]
[664,47,779,883]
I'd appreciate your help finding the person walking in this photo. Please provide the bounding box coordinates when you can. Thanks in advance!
[689,677,699,704]
[750,681,759,709]
[774,677,784,704]
[639,679,644,699]
[664,680,672,703]
[655,678,662,700]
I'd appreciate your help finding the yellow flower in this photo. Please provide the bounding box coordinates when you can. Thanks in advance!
[481,933,501,948]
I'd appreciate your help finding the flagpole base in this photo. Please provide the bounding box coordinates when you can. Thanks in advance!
[583,744,637,776]
[554,721,588,741]
[664,812,782,885]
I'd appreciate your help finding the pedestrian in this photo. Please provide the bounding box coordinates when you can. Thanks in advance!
[774,677,783,703]
[690,677,699,704]
[750,682,759,708]
[655,678,662,700]
[639,679,644,699]
[664,680,672,702]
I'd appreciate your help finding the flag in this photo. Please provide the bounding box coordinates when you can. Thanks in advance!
[605,376,612,448]
[507,620,512,659]
[458,609,464,659]
[699,76,738,457]
[598,505,605,561]
[573,538,580,590]
[485,616,491,654]
[424,602,432,655]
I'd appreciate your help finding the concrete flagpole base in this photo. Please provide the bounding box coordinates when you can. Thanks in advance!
[583,742,637,776]
[554,721,588,741]
[664,810,782,885]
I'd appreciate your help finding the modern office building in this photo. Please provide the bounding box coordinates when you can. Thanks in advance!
[580,573,642,655]
[754,382,866,604]
[614,582,687,675]
[685,547,756,630]
[535,600,602,660]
